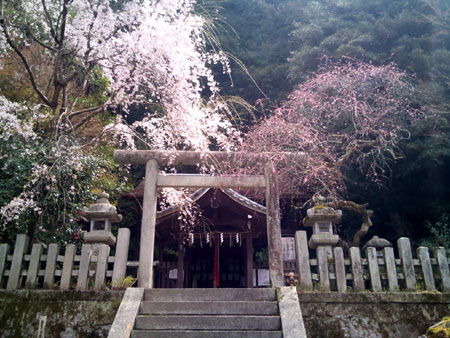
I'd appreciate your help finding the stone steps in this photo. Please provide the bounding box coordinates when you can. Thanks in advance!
[132,330,283,338]
[135,315,281,330]
[143,288,277,301]
[132,288,282,338]
[140,300,279,315]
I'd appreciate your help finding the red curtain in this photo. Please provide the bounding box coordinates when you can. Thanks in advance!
[213,240,219,287]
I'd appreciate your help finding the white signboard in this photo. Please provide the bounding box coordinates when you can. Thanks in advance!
[282,237,296,261]
[169,268,178,279]
[257,269,270,286]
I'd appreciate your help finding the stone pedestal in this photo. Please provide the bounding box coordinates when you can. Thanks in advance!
[309,234,340,258]
[84,231,116,247]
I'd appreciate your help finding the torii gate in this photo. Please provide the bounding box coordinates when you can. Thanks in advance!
[114,150,306,288]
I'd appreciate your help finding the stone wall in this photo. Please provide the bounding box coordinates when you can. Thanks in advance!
[0,290,124,337]
[299,292,450,338]
[0,290,448,337]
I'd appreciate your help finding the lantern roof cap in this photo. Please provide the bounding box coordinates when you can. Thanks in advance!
[303,194,342,227]
[82,192,122,223]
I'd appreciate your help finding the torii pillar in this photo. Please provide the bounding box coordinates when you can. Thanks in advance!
[138,159,158,288]
[114,150,304,288]
[265,161,284,287]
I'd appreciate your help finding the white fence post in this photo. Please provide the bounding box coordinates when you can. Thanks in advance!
[43,243,59,288]
[7,234,29,290]
[317,247,330,291]
[418,247,435,291]
[383,246,398,291]
[77,244,92,291]
[366,247,381,292]
[26,243,44,288]
[60,244,76,290]
[350,247,364,292]
[95,244,110,290]
[295,231,312,290]
[112,228,130,286]
[334,247,347,292]
[0,243,10,288]
[398,238,416,291]
[434,247,450,292]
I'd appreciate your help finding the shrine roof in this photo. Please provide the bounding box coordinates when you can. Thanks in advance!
[156,188,266,220]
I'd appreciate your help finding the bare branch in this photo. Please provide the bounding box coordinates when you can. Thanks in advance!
[69,104,105,118]
[26,27,57,52]
[71,105,106,130]
[58,0,69,48]
[331,200,374,247]
[41,0,58,44]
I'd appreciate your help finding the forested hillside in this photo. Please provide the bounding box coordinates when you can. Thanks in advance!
[0,0,449,250]
[218,0,450,246]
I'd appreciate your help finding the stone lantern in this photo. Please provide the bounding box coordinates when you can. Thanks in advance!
[83,192,122,248]
[303,195,342,257]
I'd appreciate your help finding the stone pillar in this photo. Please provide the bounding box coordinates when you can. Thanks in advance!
[138,159,159,288]
[112,228,131,286]
[265,162,285,287]
[295,231,312,290]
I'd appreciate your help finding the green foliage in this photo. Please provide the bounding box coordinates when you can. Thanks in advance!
[287,0,450,108]
[1,136,98,245]
[426,316,450,338]
[0,0,449,251]
[341,112,450,244]
[0,98,129,246]
[111,275,137,290]
[77,66,111,112]
[420,214,450,255]
[217,0,302,105]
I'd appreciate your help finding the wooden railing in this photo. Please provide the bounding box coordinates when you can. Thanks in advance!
[1,230,449,292]
[294,231,450,292]
[0,229,132,291]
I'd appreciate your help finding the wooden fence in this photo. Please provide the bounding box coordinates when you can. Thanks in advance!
[0,229,449,292]
[0,229,132,291]
[294,231,450,292]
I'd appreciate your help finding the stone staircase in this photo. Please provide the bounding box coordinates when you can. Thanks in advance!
[131,288,283,338]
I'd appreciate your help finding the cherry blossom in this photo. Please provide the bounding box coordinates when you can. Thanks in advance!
[0,0,240,238]
[1,0,236,151]
[241,58,421,198]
